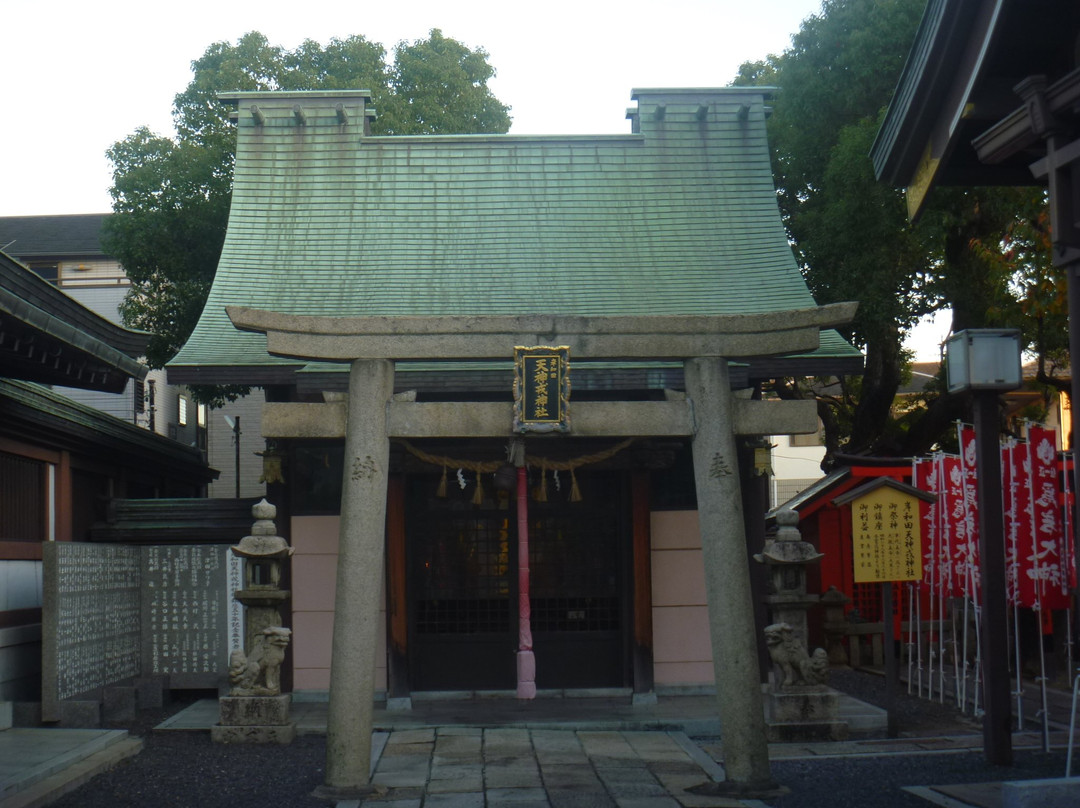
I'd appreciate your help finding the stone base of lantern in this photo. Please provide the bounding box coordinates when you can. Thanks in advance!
[764,686,849,742]
[212,694,295,744]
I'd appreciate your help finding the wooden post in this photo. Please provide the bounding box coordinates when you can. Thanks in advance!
[974,389,1013,766]
[385,474,410,705]
[631,471,655,700]
[883,583,897,738]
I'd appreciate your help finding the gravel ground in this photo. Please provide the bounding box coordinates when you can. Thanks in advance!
[51,733,330,808]
[764,749,1068,808]
[45,672,1074,808]
[757,669,1071,808]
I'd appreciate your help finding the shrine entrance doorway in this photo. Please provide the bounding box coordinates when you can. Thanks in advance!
[406,470,631,692]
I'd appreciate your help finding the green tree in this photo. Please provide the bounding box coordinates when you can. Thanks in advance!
[738,0,1054,460]
[104,30,510,405]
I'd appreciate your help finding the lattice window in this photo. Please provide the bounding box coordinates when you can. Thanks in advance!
[849,581,909,624]
[531,596,619,631]
[528,507,620,632]
[413,514,511,635]
[414,598,511,634]
[0,452,47,542]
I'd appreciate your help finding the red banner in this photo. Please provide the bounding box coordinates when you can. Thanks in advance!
[914,458,938,590]
[1005,441,1031,607]
[911,424,1076,612]
[1026,426,1071,611]
[1061,452,1077,591]
[939,454,965,598]
[956,426,981,599]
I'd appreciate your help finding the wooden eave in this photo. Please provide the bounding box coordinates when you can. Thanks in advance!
[767,457,918,521]
[0,253,148,392]
[831,475,937,507]
[872,0,1080,218]
[167,351,864,393]
[90,497,262,544]
[0,379,216,484]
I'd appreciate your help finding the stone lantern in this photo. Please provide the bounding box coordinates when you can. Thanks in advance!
[212,499,295,744]
[755,507,847,741]
[756,507,823,647]
[230,498,292,653]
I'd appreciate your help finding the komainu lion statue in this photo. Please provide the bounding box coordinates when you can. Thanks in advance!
[229,626,292,696]
[764,622,829,689]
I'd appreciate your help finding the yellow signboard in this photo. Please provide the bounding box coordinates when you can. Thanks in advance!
[850,486,923,583]
[513,346,570,433]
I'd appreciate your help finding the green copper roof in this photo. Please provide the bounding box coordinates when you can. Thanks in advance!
[171,87,857,372]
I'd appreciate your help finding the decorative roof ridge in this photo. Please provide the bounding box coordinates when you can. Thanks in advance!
[630,86,777,98]
[360,133,644,146]
[0,212,111,223]
[218,89,373,101]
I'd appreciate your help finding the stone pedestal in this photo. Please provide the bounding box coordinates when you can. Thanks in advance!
[212,694,295,744]
[765,686,849,742]
[821,586,852,666]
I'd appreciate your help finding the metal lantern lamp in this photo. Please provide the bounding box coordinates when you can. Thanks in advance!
[944,328,1022,766]
[945,328,1022,393]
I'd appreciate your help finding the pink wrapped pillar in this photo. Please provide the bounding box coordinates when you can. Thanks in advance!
[516,465,536,699]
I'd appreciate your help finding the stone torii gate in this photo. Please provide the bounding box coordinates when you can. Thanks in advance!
[228,302,857,797]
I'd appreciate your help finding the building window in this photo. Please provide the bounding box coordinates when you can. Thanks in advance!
[26,262,59,284]
[790,419,824,447]
[0,452,48,541]
[178,396,188,427]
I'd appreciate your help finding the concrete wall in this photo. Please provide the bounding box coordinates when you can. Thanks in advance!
[650,510,713,686]
[769,433,825,508]
[0,559,44,701]
[0,624,41,701]
[290,515,386,694]
[0,560,43,612]
[208,391,267,500]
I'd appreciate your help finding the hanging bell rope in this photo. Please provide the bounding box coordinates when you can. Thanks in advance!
[569,469,582,502]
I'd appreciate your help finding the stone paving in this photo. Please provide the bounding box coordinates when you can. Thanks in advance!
[336,728,744,808]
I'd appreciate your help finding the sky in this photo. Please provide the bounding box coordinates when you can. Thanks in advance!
[4,0,824,216]
[2,0,948,356]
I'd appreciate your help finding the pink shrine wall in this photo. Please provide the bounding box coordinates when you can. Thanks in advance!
[288,509,713,694]
[650,510,713,685]
[290,515,387,692]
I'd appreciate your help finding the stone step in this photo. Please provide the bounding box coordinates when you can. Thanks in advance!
[0,734,142,808]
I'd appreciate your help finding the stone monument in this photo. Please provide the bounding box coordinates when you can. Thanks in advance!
[212,499,296,744]
[756,508,848,741]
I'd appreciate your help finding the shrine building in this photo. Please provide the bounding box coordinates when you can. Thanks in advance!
[167,86,861,715]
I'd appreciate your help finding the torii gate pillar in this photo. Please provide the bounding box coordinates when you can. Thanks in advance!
[684,357,774,789]
[319,359,395,797]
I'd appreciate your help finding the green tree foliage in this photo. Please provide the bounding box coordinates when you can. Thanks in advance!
[379,29,511,135]
[104,30,510,405]
[737,0,1055,459]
